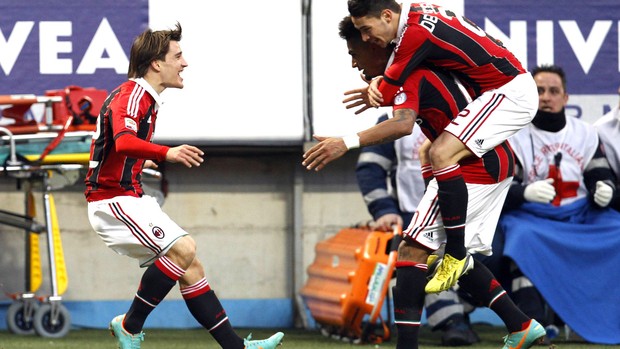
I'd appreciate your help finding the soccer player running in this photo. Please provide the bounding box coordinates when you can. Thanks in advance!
[346,0,538,294]
[84,23,283,349]
[303,16,545,349]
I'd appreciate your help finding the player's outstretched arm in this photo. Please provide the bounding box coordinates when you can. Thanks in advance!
[303,108,418,172]
[302,135,348,172]
[166,144,204,168]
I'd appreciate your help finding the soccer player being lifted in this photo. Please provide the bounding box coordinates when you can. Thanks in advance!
[347,0,538,295]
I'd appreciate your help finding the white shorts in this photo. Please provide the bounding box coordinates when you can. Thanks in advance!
[446,73,538,158]
[87,195,188,267]
[403,177,512,256]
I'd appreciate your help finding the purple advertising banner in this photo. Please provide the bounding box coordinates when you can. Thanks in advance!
[0,0,148,95]
[465,0,619,95]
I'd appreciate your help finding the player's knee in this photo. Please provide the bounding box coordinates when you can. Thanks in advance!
[428,134,471,168]
[429,141,452,166]
[179,258,206,287]
[178,236,197,259]
[167,235,196,268]
[397,239,428,263]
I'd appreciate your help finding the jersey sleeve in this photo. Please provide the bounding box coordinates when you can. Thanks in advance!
[109,82,169,162]
[109,83,144,139]
[115,133,169,162]
[389,73,423,114]
[380,24,432,106]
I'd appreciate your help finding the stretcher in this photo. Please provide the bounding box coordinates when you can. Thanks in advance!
[1,93,163,338]
[300,225,401,344]
[0,129,90,338]
[0,94,95,338]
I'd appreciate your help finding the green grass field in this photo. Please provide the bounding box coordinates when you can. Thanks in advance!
[1,325,619,349]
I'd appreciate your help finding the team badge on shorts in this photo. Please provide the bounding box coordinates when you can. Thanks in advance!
[152,226,165,239]
[394,92,407,105]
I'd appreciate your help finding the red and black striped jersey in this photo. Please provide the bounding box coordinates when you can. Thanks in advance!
[390,66,467,142]
[391,66,515,184]
[381,3,526,102]
[85,79,167,202]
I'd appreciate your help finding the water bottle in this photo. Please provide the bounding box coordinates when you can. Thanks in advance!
[548,152,563,206]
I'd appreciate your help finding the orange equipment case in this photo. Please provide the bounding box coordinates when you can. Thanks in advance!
[300,226,400,343]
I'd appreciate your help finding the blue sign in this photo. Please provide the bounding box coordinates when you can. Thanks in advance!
[465,0,619,95]
[0,0,147,94]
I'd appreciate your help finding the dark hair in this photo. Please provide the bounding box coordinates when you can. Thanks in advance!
[338,16,361,41]
[348,0,400,18]
[532,64,567,91]
[128,22,182,79]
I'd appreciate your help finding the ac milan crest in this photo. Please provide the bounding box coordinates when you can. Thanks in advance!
[152,226,165,239]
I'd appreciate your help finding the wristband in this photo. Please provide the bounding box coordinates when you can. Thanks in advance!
[342,134,360,150]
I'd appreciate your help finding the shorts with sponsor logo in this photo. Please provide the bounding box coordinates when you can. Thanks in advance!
[403,177,511,255]
[87,195,188,267]
[446,73,538,158]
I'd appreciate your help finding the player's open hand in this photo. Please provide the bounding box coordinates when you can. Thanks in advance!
[368,77,384,107]
[302,135,348,171]
[166,144,204,168]
[343,87,374,115]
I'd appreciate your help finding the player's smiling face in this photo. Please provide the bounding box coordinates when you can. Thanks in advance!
[159,41,188,90]
[352,13,393,48]
[347,39,389,79]
[535,71,568,113]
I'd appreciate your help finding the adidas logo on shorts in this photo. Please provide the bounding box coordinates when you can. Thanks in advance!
[423,231,434,241]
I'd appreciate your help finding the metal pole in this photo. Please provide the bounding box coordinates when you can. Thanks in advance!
[301,0,313,142]
[41,172,59,298]
[293,0,313,329]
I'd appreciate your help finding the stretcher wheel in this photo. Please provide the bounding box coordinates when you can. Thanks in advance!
[33,302,71,338]
[6,300,40,335]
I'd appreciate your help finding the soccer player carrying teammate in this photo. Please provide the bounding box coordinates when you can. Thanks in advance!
[303,16,545,349]
[84,23,283,349]
[341,16,480,346]
[346,0,538,294]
